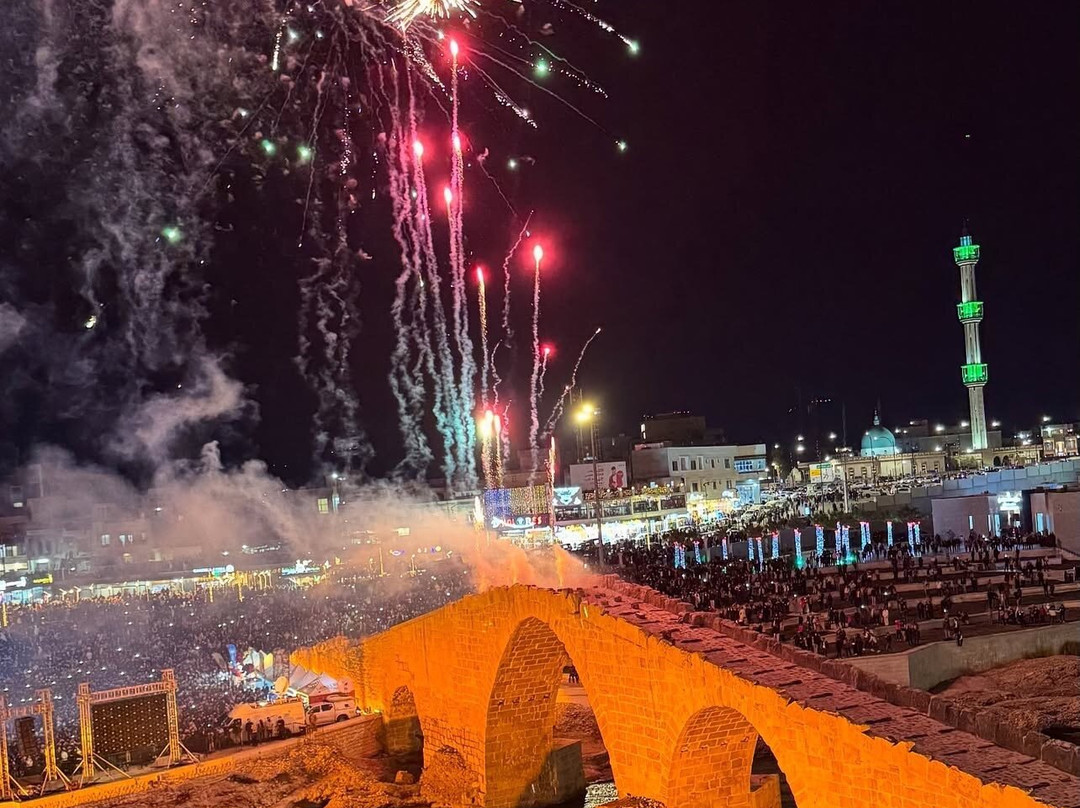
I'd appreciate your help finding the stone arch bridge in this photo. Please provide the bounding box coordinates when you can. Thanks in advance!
[293,582,1077,808]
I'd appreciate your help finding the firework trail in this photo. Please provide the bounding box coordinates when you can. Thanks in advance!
[476,266,490,404]
[493,409,505,487]
[544,326,601,435]
[383,68,433,477]
[490,212,532,406]
[537,343,551,419]
[446,39,478,490]
[413,126,462,487]
[0,0,635,487]
[527,243,544,466]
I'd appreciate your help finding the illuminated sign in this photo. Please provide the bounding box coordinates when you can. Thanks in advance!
[552,486,584,507]
[734,458,765,474]
[192,565,235,576]
[281,560,316,575]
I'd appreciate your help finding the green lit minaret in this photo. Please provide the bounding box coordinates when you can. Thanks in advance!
[954,226,988,450]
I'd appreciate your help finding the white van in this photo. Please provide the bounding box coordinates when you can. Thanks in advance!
[306,696,358,726]
[227,698,307,736]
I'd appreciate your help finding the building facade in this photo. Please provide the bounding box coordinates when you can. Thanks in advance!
[1041,423,1079,459]
[629,443,767,503]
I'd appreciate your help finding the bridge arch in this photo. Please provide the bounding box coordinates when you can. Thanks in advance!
[664,705,758,808]
[483,616,603,808]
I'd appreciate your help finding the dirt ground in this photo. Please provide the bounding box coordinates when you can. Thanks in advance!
[87,683,611,808]
[936,654,1080,737]
[555,683,611,784]
[96,731,427,808]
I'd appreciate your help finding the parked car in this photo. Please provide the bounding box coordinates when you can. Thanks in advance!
[306,695,358,726]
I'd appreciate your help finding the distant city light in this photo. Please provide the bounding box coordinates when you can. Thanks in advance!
[828,432,837,440]
[1042,415,1052,423]
[935,424,945,432]
[991,420,1001,428]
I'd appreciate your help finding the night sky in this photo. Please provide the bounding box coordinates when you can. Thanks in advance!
[2,1,1078,485]
[508,1,1080,450]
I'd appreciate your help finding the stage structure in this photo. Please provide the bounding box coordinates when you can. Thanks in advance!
[76,669,186,783]
[0,689,71,799]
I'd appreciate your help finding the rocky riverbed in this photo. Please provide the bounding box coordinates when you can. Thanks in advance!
[937,654,1080,738]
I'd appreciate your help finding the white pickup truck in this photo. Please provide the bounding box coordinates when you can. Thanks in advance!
[306,695,359,726]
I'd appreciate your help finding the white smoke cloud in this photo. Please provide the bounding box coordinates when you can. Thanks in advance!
[26,443,593,592]
[0,303,26,353]
[112,358,245,464]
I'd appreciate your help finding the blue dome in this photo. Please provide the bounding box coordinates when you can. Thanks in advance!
[861,412,898,457]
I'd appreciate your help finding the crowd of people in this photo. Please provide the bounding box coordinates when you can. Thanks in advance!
[0,558,473,778]
[605,527,1072,659]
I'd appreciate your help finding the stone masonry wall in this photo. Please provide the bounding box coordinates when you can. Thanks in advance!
[295,584,1080,808]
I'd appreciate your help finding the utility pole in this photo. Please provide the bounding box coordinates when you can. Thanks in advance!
[577,404,605,566]
[589,416,605,566]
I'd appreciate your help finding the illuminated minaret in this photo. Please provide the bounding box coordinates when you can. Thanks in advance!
[954,226,988,450]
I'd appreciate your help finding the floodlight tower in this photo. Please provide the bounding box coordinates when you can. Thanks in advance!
[954,226,988,450]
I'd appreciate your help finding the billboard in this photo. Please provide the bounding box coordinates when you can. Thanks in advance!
[808,462,835,483]
[568,461,628,492]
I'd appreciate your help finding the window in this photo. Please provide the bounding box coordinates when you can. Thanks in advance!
[690,460,697,471]
[671,460,678,472]
[724,458,731,469]
[680,457,688,471]
[726,480,733,489]
[1036,513,1045,532]
[710,458,716,468]
[712,481,717,490]
[100,534,111,546]
[691,482,699,492]
[697,456,704,471]
[317,498,330,514]
[968,515,974,531]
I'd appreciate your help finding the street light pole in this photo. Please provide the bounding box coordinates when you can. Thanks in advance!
[589,418,605,566]
[577,403,605,567]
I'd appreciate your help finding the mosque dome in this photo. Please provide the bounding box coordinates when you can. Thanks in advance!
[861,411,899,457]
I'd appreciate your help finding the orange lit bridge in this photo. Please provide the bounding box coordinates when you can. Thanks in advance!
[293,580,1079,808]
